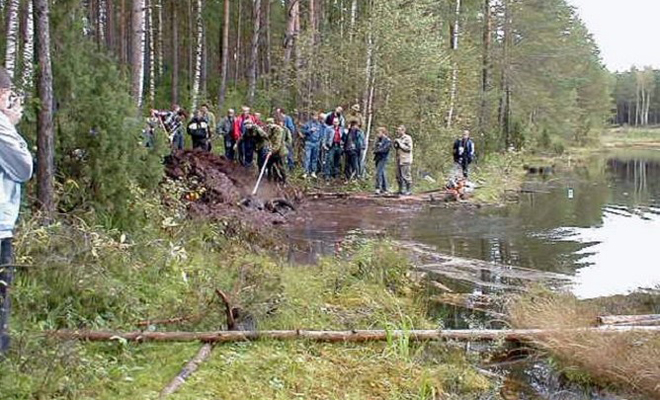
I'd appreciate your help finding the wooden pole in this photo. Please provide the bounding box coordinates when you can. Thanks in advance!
[48,327,660,344]
[160,343,213,397]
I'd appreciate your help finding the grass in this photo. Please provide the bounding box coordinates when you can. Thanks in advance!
[0,214,496,399]
[508,289,660,399]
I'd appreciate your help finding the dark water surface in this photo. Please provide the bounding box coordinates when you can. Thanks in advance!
[288,149,660,299]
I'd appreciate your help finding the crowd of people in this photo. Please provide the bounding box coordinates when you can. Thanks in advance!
[148,102,476,195]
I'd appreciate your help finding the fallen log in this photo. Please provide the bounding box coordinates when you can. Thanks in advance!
[160,343,213,398]
[598,314,660,326]
[48,326,660,344]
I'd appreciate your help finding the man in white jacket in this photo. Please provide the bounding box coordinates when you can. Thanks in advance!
[0,67,34,355]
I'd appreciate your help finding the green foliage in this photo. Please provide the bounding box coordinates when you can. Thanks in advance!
[32,2,168,230]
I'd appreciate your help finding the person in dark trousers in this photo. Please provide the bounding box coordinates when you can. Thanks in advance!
[0,67,33,355]
[324,117,343,179]
[373,127,391,194]
[343,120,364,181]
[187,110,210,150]
[453,130,475,179]
[235,106,257,166]
[218,108,236,160]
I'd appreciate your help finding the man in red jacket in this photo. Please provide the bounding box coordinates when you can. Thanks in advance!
[234,106,257,167]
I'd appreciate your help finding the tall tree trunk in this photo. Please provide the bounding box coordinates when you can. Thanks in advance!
[247,0,261,105]
[98,0,107,46]
[263,0,271,87]
[106,0,115,52]
[34,0,54,216]
[156,0,163,77]
[446,0,461,129]
[234,0,242,87]
[191,0,203,111]
[218,0,229,110]
[20,0,34,94]
[498,0,512,147]
[171,1,178,104]
[201,26,207,99]
[478,0,491,136]
[120,0,127,64]
[4,0,19,79]
[187,0,193,93]
[131,0,145,108]
[147,0,155,106]
[283,0,298,66]
[349,0,357,42]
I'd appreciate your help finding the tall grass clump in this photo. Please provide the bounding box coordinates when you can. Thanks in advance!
[509,290,660,398]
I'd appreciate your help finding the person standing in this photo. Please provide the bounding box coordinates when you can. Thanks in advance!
[234,106,257,166]
[453,130,475,179]
[343,120,364,181]
[266,118,288,183]
[218,108,237,160]
[187,110,210,150]
[323,117,343,179]
[346,104,364,129]
[301,112,325,179]
[0,68,34,354]
[276,108,297,171]
[324,106,345,127]
[373,127,391,194]
[393,125,413,195]
[200,104,216,152]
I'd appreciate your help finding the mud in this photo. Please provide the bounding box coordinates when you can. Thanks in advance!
[165,150,304,228]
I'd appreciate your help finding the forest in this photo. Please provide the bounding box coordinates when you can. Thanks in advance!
[4,1,658,399]
[1,0,613,227]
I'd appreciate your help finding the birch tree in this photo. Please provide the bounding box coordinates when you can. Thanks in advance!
[247,0,261,105]
[218,0,230,110]
[446,0,461,129]
[34,0,55,216]
[4,0,20,79]
[156,0,163,77]
[190,0,203,111]
[478,0,492,135]
[147,0,155,106]
[20,0,35,93]
[131,0,145,107]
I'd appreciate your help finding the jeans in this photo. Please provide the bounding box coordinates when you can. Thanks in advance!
[375,158,388,191]
[242,139,255,167]
[344,150,359,180]
[0,239,14,355]
[304,144,320,174]
[286,144,295,171]
[324,145,342,179]
[172,131,184,150]
[224,136,236,161]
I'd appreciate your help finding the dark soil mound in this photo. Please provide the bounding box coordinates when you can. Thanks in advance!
[165,150,302,227]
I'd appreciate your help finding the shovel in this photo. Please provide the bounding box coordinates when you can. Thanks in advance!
[252,152,272,196]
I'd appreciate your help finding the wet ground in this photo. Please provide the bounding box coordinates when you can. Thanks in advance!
[287,148,660,299]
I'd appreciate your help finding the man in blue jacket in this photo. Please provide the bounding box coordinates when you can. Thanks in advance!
[300,112,325,179]
[373,127,391,194]
[453,130,476,179]
[0,68,33,355]
[343,120,364,181]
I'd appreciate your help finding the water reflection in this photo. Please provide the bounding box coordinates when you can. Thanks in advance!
[287,150,660,298]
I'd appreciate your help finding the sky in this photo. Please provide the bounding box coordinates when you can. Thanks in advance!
[567,0,660,72]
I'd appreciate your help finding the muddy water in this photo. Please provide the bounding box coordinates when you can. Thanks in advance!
[288,149,660,299]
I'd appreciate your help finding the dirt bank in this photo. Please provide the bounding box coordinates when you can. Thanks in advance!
[165,150,304,228]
